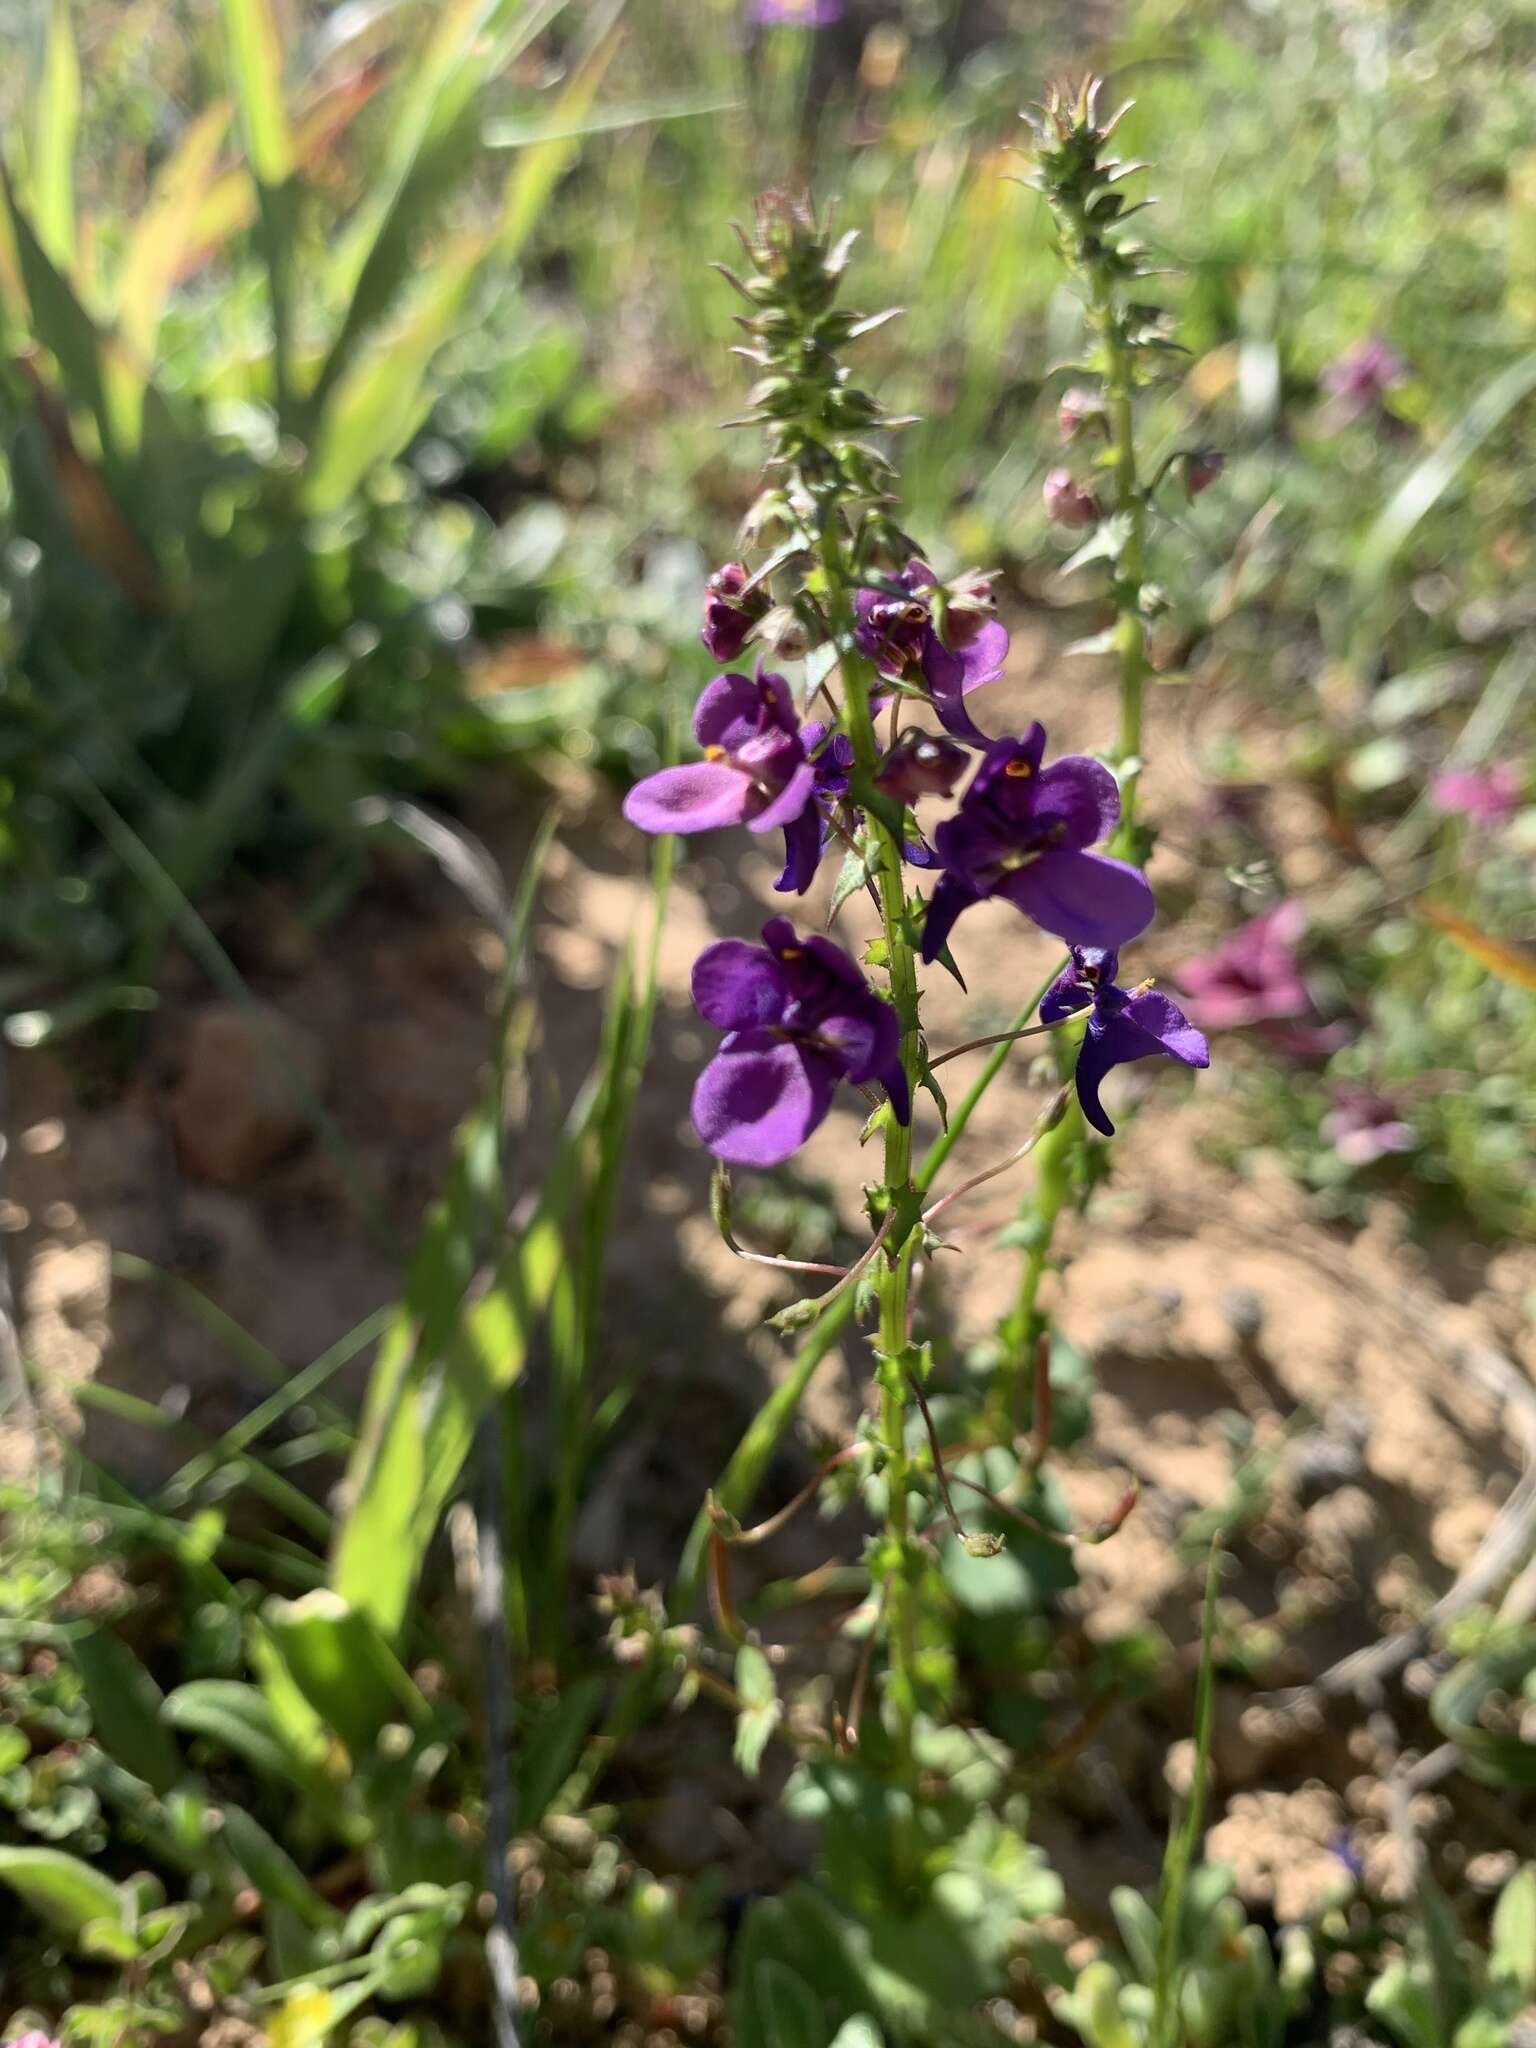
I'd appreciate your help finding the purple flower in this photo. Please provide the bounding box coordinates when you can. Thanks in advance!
[623,669,815,840]
[1182,449,1225,498]
[875,731,970,804]
[1321,336,1405,423]
[776,719,852,894]
[690,918,908,1166]
[1177,901,1348,1056]
[1429,761,1522,827]
[751,0,841,19]
[919,726,1155,962]
[1043,468,1099,528]
[1176,901,1312,1030]
[701,563,769,662]
[854,560,1008,744]
[1042,947,1209,1136]
[1321,1086,1415,1166]
[1058,386,1106,441]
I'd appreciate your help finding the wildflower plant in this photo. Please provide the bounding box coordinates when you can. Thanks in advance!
[619,88,1214,2000]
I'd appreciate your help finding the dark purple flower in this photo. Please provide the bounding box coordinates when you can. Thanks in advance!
[1321,1086,1415,1166]
[875,731,969,803]
[623,669,815,839]
[1042,947,1209,1136]
[1321,337,1405,424]
[751,0,841,19]
[1182,449,1225,498]
[701,562,769,662]
[691,918,908,1166]
[775,718,852,894]
[920,726,1155,962]
[854,560,1008,744]
[1043,468,1099,528]
[1429,761,1522,827]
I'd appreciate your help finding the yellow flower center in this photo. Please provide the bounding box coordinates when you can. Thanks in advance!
[1004,757,1033,778]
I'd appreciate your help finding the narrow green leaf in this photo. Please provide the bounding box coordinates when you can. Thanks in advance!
[32,0,80,273]
[218,1803,340,1929]
[218,0,293,185]
[732,1645,781,1779]
[1491,1863,1536,1996]
[1150,1545,1221,2048]
[163,1680,301,1789]
[72,1629,183,1796]
[0,1846,125,1942]
[261,1590,428,1756]
[1354,352,1536,594]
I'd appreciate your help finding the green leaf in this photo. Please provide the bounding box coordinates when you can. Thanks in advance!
[163,1680,303,1789]
[752,1961,827,2048]
[217,0,292,185]
[0,1846,126,1943]
[1491,1863,1536,1996]
[260,1590,428,1756]
[733,1645,782,1779]
[827,2022,884,2048]
[72,1628,183,1796]
[32,0,80,273]
[218,1802,340,1930]
[1150,1545,1221,2048]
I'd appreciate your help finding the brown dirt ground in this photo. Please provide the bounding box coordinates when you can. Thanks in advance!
[4,617,1535,1938]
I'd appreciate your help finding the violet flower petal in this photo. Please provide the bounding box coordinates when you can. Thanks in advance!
[691,940,788,1031]
[623,761,755,834]
[747,756,818,833]
[1002,848,1155,950]
[691,1032,840,1166]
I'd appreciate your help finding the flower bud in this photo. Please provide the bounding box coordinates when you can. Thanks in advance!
[701,562,770,661]
[1058,385,1107,440]
[874,731,969,802]
[1043,467,1099,528]
[756,603,811,660]
[1182,449,1225,498]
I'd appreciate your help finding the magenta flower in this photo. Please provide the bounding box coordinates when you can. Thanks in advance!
[691,918,908,1166]
[1429,761,1522,827]
[751,0,841,20]
[854,560,1009,744]
[1176,901,1311,1030]
[1321,1085,1415,1166]
[1042,947,1209,1136]
[920,727,1155,962]
[1043,468,1099,528]
[623,668,815,840]
[1058,386,1106,441]
[1321,336,1405,423]
[701,562,768,663]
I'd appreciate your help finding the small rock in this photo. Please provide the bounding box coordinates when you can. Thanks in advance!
[170,1002,327,1186]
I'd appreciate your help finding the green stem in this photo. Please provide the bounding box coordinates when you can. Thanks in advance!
[817,517,924,1817]
[1084,262,1150,844]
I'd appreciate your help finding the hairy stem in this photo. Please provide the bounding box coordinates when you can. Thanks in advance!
[817,517,924,1825]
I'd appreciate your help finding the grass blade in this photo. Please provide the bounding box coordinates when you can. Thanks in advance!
[218,0,293,186]
[32,0,80,275]
[1150,1543,1222,2048]
[1353,351,1536,595]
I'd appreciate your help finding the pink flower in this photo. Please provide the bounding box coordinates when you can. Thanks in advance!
[1043,468,1099,528]
[1322,1086,1415,1166]
[1429,762,1522,827]
[1321,336,1405,424]
[1178,902,1348,1056]
[1177,901,1312,1030]
[11,2034,62,2048]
